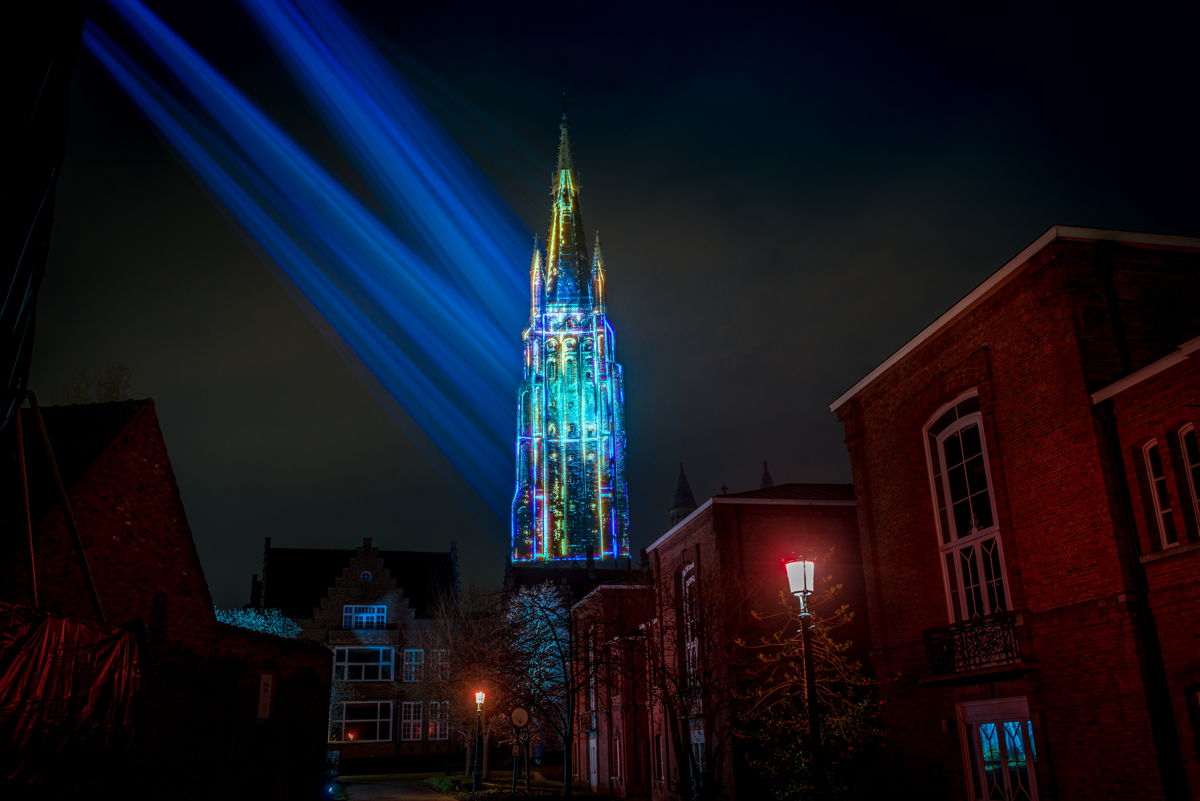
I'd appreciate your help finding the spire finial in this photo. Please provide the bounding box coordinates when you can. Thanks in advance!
[760,460,775,489]
[558,91,572,120]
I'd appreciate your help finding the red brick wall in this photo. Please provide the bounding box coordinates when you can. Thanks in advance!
[836,237,1200,801]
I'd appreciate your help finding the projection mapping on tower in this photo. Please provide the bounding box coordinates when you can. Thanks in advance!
[511,118,630,562]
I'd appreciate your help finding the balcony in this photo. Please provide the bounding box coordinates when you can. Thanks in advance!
[924,612,1022,676]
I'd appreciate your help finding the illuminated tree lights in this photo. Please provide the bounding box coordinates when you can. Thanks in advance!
[511,121,630,562]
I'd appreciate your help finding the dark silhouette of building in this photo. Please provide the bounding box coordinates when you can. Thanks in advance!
[832,226,1200,801]
[0,400,331,800]
[254,537,462,771]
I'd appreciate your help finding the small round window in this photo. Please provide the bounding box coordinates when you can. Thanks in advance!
[360,570,373,582]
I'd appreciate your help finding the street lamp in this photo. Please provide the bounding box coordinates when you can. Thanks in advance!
[471,691,486,791]
[784,556,823,787]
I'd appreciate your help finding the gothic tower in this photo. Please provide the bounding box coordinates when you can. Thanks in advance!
[511,117,630,562]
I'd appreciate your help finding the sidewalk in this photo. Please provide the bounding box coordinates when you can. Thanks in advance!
[341,775,455,801]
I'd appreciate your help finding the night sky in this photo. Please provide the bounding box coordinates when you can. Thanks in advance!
[32,1,1200,606]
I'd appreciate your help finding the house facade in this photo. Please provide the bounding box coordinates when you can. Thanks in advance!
[570,483,865,800]
[255,537,461,770]
[832,226,1200,801]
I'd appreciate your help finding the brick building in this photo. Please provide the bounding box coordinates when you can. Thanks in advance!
[571,481,865,800]
[831,226,1200,801]
[254,537,461,771]
[0,400,332,800]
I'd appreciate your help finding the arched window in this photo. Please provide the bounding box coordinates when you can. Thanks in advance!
[1178,424,1200,539]
[1144,440,1179,548]
[925,392,1009,622]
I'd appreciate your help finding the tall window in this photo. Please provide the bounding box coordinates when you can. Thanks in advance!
[333,647,393,681]
[1178,425,1200,538]
[958,697,1039,801]
[401,701,423,741]
[343,605,387,629]
[430,649,450,682]
[653,733,665,781]
[926,393,1009,622]
[1144,440,1179,548]
[330,701,392,743]
[681,565,700,689]
[428,701,449,740]
[403,649,425,682]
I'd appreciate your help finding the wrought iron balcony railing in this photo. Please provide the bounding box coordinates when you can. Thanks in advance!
[924,612,1021,675]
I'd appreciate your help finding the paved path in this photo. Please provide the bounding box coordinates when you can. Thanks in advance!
[341,775,456,801]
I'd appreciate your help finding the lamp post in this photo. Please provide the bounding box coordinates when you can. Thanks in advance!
[472,690,485,791]
[785,556,824,788]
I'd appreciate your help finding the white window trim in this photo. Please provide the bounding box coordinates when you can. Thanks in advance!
[331,700,393,743]
[403,648,425,682]
[342,604,387,630]
[333,646,394,682]
[1143,439,1179,549]
[924,393,1011,622]
[1178,424,1200,538]
[428,701,450,741]
[401,701,423,741]
[681,564,700,689]
[957,697,1039,801]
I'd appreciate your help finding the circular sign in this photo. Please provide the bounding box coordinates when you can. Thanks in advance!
[510,707,530,728]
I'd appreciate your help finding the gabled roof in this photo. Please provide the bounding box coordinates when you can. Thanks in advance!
[830,226,1200,412]
[722,482,855,502]
[262,546,457,620]
[18,400,145,523]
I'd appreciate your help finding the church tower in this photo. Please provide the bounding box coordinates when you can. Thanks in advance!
[511,117,630,562]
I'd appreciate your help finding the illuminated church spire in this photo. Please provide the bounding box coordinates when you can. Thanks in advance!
[512,117,630,562]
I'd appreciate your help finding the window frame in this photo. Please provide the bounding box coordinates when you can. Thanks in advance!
[342,604,387,630]
[1177,424,1200,539]
[402,648,425,682]
[1143,439,1179,548]
[924,392,1011,623]
[333,646,394,682]
[680,564,700,689]
[401,701,423,741]
[428,701,450,741]
[330,700,393,743]
[956,696,1039,801]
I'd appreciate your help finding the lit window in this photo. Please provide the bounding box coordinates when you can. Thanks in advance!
[343,605,386,629]
[403,649,425,682]
[428,701,450,741]
[958,697,1039,801]
[1178,425,1200,538]
[1144,440,1179,548]
[330,701,392,743]
[333,647,393,681]
[926,393,1009,622]
[401,701,423,741]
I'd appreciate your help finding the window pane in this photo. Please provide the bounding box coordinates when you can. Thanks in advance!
[965,453,989,495]
[972,489,995,530]
[978,722,1005,800]
[948,464,969,505]
[960,425,983,460]
[944,432,965,466]
[981,537,1006,613]
[953,499,973,537]
[960,546,982,618]
[958,396,980,416]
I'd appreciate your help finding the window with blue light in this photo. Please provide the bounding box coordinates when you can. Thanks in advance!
[958,697,1039,801]
[343,604,386,629]
[402,648,424,682]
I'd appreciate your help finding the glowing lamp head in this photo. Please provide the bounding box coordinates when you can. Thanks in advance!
[346,731,356,741]
[475,690,486,710]
[785,557,816,598]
